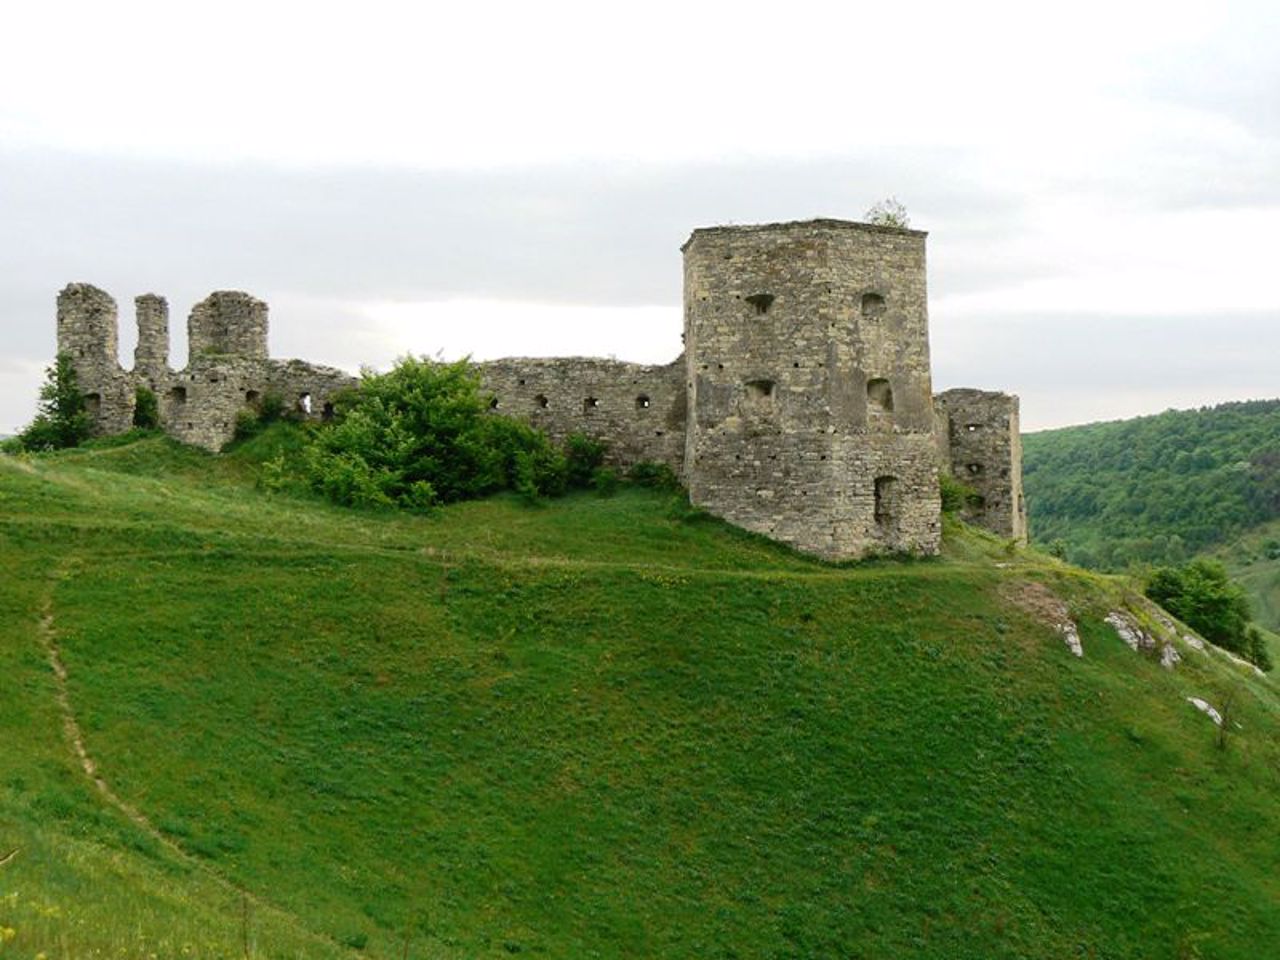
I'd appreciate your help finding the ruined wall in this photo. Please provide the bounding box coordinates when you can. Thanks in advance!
[160,357,356,450]
[935,388,1027,542]
[682,220,941,560]
[188,292,269,361]
[53,218,1028,560]
[57,283,356,452]
[479,357,686,471]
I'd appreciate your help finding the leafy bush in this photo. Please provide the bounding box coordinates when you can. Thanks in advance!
[564,433,607,489]
[304,356,567,511]
[234,391,289,441]
[18,353,91,451]
[1146,559,1268,667]
[629,460,683,492]
[864,197,910,227]
[592,467,620,497]
[939,472,980,515]
[132,386,160,429]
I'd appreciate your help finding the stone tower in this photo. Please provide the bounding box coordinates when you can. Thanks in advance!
[133,294,170,386]
[56,284,133,434]
[935,388,1027,542]
[188,291,269,361]
[681,220,941,561]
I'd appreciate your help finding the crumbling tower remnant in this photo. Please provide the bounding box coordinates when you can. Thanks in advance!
[56,284,133,434]
[54,283,357,452]
[133,294,170,385]
[188,291,269,361]
[935,388,1027,542]
[681,220,941,560]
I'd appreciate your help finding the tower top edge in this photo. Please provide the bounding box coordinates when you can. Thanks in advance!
[681,218,927,252]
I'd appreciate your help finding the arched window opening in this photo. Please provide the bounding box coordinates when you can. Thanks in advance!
[489,397,500,410]
[636,394,651,410]
[744,379,775,413]
[298,392,312,415]
[745,293,774,315]
[535,394,549,409]
[861,292,886,318]
[322,401,335,422]
[583,397,600,414]
[84,393,101,418]
[245,390,260,407]
[966,462,984,476]
[169,385,187,408]
[867,378,894,413]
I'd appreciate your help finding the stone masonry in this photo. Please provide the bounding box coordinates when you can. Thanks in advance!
[56,218,1026,560]
[934,388,1027,541]
[57,285,356,452]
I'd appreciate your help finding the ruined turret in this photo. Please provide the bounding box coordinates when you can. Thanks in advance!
[680,220,941,560]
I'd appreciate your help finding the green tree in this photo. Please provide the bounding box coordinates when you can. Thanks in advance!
[1146,559,1253,657]
[19,353,91,451]
[304,356,568,511]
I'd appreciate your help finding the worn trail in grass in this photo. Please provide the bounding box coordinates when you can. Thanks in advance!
[1,434,1278,958]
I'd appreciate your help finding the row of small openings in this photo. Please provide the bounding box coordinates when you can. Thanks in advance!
[490,395,654,413]
[737,292,886,317]
[741,377,893,412]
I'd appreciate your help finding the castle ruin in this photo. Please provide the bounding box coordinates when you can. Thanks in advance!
[57,218,1026,560]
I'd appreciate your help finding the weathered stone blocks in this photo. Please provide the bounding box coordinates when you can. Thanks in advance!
[934,388,1028,542]
[53,218,1025,560]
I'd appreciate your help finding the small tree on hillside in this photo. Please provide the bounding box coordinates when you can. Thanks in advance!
[1146,558,1269,669]
[19,353,91,451]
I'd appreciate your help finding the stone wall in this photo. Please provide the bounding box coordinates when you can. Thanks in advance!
[935,388,1027,541]
[57,283,357,452]
[53,218,1027,560]
[681,220,941,560]
[478,357,686,471]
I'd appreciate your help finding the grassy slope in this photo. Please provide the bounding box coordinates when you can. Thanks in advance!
[1,431,1278,958]
[1215,519,1280,646]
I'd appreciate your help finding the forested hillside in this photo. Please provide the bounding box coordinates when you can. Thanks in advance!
[1022,399,1280,569]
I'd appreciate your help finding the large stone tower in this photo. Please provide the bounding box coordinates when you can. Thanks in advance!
[681,220,941,560]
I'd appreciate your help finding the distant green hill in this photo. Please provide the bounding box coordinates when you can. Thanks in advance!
[1023,399,1280,570]
[1,430,1278,958]
[1215,519,1280,633]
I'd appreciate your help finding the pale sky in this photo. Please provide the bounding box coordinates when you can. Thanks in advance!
[2,0,1277,433]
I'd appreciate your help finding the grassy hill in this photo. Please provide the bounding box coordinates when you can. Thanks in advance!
[1,430,1278,958]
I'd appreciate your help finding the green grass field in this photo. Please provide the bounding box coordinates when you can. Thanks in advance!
[1,430,1278,958]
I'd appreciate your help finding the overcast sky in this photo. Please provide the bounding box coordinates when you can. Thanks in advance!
[2,0,1277,434]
